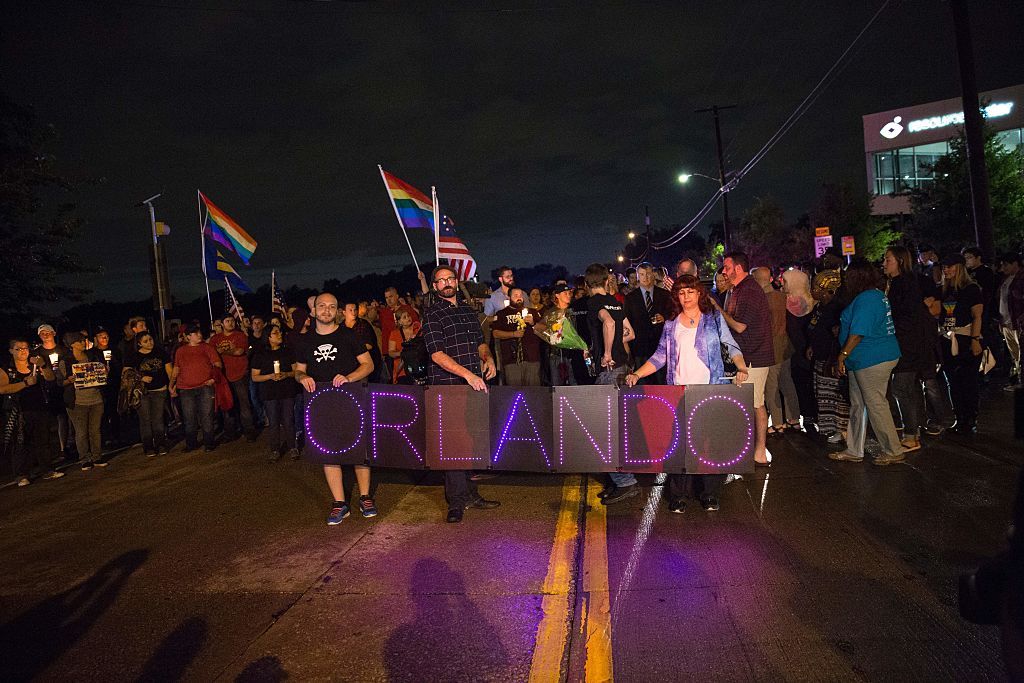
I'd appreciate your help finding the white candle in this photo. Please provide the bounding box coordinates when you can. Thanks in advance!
[48,352,58,366]
[273,360,281,374]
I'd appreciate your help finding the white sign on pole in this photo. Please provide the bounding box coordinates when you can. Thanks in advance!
[814,235,833,258]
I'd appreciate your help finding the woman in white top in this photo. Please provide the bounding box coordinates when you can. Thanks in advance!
[625,275,748,513]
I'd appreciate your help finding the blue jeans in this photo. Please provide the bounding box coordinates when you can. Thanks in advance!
[249,378,266,427]
[137,389,168,449]
[598,366,636,488]
[264,397,295,452]
[179,385,215,448]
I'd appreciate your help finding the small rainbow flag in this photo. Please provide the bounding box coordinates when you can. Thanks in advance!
[199,191,258,264]
[379,168,435,231]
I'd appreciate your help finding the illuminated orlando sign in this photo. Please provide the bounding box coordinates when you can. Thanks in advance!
[303,383,754,475]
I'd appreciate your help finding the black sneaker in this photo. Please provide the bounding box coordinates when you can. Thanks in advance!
[80,460,94,471]
[668,498,686,514]
[601,485,639,505]
[157,444,169,455]
[94,459,109,467]
[446,508,464,523]
[597,484,616,500]
[700,496,720,511]
[465,496,500,510]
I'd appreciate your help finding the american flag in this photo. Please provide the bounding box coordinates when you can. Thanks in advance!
[437,215,477,281]
[271,271,286,314]
[224,276,246,324]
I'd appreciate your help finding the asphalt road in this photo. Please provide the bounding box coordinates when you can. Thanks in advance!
[0,388,1019,682]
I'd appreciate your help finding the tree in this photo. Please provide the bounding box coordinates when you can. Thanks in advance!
[910,125,1024,253]
[811,182,900,262]
[0,94,90,334]
[733,195,811,267]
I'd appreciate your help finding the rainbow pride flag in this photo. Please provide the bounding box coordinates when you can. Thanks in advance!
[199,191,258,264]
[380,168,435,231]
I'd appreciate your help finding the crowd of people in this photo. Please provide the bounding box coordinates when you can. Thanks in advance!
[2,244,1022,524]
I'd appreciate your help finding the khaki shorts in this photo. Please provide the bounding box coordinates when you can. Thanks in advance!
[742,366,770,408]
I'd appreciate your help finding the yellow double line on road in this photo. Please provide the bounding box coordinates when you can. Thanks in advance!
[528,476,613,682]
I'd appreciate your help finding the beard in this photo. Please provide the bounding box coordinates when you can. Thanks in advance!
[440,285,457,297]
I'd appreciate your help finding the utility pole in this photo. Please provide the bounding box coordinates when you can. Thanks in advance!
[696,104,737,251]
[138,193,169,341]
[950,0,995,258]
[644,205,651,256]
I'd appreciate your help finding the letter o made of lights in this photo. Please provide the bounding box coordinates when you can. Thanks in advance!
[686,394,752,468]
[305,386,365,456]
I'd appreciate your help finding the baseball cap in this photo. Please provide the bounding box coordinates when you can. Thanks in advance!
[37,323,55,334]
[939,253,966,267]
[552,283,572,295]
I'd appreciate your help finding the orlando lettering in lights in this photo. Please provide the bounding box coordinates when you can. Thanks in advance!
[303,383,755,474]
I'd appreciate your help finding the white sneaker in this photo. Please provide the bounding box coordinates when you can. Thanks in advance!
[16,477,30,487]
[827,432,843,444]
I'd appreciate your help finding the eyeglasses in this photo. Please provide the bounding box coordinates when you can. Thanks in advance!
[434,276,458,284]
[12,346,29,352]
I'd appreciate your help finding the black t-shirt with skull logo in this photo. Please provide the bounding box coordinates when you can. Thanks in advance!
[296,327,366,383]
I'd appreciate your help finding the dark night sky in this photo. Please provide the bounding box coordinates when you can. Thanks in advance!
[3,1,1022,305]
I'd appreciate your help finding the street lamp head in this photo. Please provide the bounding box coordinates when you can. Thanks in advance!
[627,231,636,240]
[616,254,625,263]
[677,173,692,184]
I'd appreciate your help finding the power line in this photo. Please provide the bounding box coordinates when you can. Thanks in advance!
[649,0,893,252]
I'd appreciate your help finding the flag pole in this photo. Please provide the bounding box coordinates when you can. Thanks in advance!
[270,270,275,313]
[198,189,213,324]
[431,186,440,266]
[225,275,243,327]
[378,164,422,273]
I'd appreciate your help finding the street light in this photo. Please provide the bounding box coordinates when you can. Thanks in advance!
[677,172,720,184]
[678,170,732,250]
[616,254,625,263]
[627,231,636,240]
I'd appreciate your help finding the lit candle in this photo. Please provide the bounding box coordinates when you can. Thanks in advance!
[273,360,281,374]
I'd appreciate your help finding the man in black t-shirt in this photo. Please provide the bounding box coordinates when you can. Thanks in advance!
[293,293,376,525]
[584,263,638,505]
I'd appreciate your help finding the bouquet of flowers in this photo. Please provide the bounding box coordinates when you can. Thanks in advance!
[536,309,588,351]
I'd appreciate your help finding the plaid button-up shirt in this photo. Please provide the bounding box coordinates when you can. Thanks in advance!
[422,297,485,385]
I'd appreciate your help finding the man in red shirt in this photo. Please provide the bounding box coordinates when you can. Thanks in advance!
[210,315,256,441]
[170,324,222,451]
[379,286,420,377]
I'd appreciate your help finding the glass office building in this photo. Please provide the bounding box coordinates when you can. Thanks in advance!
[863,84,1024,214]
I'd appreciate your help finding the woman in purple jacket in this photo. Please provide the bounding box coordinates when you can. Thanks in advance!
[626,275,749,513]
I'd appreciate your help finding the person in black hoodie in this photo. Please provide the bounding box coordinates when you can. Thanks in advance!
[883,246,937,452]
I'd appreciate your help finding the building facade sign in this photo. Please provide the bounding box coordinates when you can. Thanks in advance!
[863,84,1024,153]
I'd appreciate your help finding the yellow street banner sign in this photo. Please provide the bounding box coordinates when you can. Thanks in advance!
[815,226,830,237]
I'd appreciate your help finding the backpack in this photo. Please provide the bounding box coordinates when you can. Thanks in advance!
[118,367,144,414]
[401,336,429,383]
